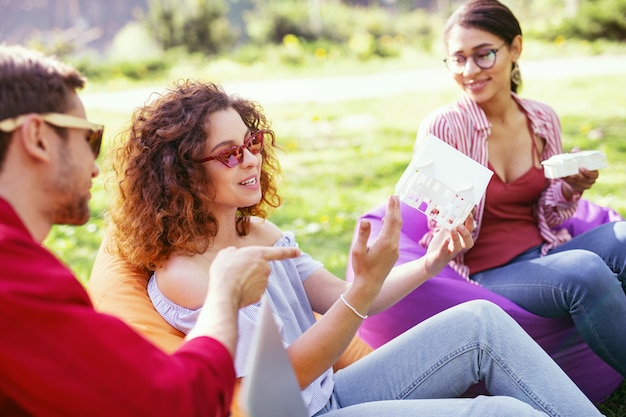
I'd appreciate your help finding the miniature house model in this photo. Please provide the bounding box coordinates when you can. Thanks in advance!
[541,150,607,179]
[396,134,493,229]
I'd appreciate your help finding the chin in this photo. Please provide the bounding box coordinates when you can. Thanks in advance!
[466,90,491,105]
[58,215,90,226]
[55,203,91,226]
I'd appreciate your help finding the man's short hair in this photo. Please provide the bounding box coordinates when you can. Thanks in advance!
[0,44,86,168]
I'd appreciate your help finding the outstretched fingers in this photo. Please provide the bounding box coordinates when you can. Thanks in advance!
[259,246,302,261]
[350,195,402,286]
[380,195,402,241]
[210,246,301,308]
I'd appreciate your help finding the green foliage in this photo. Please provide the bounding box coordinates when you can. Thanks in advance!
[68,22,171,83]
[113,59,171,80]
[245,1,435,61]
[246,0,321,43]
[25,31,76,58]
[68,55,110,81]
[145,0,237,54]
[44,222,104,285]
[550,0,626,41]
[71,55,172,83]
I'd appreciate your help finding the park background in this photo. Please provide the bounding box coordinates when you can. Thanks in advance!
[3,0,626,413]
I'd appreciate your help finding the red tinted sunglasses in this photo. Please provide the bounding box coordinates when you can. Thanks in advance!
[198,130,265,168]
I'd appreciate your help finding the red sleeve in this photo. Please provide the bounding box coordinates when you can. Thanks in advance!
[0,227,235,417]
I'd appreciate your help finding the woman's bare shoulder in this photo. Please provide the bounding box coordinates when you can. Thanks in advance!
[249,216,285,246]
[155,253,212,309]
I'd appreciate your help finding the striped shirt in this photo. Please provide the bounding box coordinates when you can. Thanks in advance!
[415,93,579,280]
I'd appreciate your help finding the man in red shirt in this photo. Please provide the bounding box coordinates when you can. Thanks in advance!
[0,44,299,417]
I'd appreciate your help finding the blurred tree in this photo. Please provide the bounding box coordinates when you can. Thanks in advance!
[227,0,255,42]
[145,0,237,54]
[553,0,626,41]
[309,0,323,36]
[565,0,580,16]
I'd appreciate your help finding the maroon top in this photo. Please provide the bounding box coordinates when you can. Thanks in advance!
[465,120,547,274]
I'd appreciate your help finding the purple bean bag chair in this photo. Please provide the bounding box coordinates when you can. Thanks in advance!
[345,198,623,403]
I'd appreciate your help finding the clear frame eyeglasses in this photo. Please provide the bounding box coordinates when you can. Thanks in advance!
[443,43,507,75]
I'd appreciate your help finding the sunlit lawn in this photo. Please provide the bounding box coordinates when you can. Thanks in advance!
[44,49,626,412]
[46,70,626,280]
[269,72,626,278]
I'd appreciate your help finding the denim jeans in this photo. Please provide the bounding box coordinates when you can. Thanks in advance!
[315,300,602,417]
[471,221,626,377]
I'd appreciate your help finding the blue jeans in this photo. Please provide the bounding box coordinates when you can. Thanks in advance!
[471,221,626,377]
[315,300,602,417]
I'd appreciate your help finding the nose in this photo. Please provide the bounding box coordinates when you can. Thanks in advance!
[241,147,260,167]
[92,160,100,178]
[462,56,481,76]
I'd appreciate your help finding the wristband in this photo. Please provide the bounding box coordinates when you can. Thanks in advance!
[340,293,368,319]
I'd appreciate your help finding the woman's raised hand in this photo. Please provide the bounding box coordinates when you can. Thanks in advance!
[349,195,402,294]
[423,212,474,278]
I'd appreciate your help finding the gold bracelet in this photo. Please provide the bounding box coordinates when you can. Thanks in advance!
[339,293,368,319]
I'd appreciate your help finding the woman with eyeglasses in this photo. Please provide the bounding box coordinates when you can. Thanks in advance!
[104,79,603,416]
[414,0,626,378]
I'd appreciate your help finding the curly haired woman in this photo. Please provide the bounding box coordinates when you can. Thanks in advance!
[105,80,603,417]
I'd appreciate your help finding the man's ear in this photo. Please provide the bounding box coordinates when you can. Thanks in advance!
[18,116,52,163]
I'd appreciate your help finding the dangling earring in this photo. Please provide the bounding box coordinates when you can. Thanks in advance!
[511,61,522,86]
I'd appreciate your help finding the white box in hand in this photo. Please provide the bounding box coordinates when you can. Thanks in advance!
[396,134,493,229]
[541,150,607,179]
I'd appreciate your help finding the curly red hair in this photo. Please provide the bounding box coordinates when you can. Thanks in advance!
[106,80,281,272]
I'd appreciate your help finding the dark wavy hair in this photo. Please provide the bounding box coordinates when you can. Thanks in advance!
[107,80,282,272]
[444,0,523,93]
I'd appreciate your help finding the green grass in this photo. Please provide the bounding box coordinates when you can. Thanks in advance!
[601,385,626,416]
[43,47,626,412]
[264,73,626,276]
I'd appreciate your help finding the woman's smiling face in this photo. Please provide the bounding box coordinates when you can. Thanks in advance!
[202,107,263,213]
[445,25,520,104]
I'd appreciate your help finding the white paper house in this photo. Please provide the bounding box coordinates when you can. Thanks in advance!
[541,150,607,179]
[396,134,493,229]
